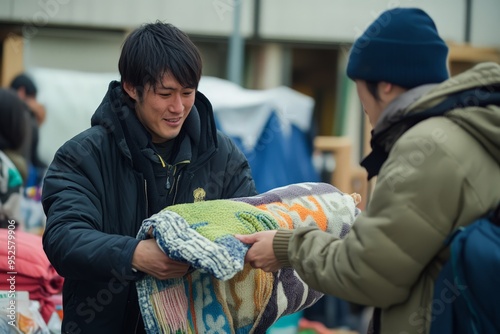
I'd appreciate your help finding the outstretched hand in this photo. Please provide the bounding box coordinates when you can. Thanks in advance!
[235,231,282,272]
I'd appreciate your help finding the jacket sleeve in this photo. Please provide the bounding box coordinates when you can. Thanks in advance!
[274,131,469,308]
[42,136,141,282]
[217,131,258,198]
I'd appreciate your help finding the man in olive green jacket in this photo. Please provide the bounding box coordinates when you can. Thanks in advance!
[236,8,500,334]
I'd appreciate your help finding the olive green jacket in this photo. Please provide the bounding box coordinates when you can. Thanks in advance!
[274,62,500,334]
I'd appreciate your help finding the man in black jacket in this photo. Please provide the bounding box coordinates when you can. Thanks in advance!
[42,21,257,334]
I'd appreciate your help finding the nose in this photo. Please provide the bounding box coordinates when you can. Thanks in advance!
[168,93,184,113]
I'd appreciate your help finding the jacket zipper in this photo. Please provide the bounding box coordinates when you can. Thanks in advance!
[144,179,149,217]
[157,154,173,191]
[166,165,173,191]
[156,153,190,204]
[172,171,182,204]
[169,160,190,203]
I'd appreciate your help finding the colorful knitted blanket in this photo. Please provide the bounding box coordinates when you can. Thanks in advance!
[136,182,361,334]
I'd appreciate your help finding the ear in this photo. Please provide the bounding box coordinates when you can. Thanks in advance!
[379,82,393,95]
[381,81,408,98]
[123,81,138,100]
[17,86,27,100]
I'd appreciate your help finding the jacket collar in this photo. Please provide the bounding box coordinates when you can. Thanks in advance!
[361,85,436,180]
[373,84,438,135]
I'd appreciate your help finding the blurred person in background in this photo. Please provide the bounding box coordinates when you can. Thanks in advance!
[237,7,500,334]
[10,73,47,126]
[0,88,29,226]
[41,21,256,334]
[10,73,48,187]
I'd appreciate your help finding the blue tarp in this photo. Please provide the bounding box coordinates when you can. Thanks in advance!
[216,111,319,193]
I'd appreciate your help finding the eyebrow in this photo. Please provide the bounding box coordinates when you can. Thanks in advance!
[156,84,176,90]
[156,85,194,91]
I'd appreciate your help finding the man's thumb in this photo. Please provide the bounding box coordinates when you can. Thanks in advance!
[234,234,254,244]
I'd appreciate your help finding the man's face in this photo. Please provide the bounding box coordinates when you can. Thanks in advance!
[355,80,384,128]
[125,73,196,143]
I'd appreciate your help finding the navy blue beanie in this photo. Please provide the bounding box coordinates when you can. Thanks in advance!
[347,8,449,88]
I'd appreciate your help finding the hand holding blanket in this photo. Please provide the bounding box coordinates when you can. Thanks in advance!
[136,182,360,333]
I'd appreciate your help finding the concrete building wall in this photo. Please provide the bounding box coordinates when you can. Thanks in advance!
[0,0,255,37]
[23,28,124,73]
[1,0,498,46]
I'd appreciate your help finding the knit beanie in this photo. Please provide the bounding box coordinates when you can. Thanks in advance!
[347,8,449,89]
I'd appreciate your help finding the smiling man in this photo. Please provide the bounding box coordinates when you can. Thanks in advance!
[41,22,257,334]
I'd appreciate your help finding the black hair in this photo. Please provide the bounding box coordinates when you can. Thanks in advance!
[118,21,202,100]
[0,89,28,151]
[366,81,381,101]
[10,74,38,97]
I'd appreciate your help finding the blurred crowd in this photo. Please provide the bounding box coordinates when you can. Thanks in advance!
[0,73,63,333]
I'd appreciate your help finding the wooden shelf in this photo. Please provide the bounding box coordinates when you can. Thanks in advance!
[314,136,369,209]
[447,42,500,76]
[0,30,24,88]
[314,136,352,193]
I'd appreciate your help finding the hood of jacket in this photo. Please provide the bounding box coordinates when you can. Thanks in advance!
[408,62,500,166]
[90,81,219,168]
[363,62,500,178]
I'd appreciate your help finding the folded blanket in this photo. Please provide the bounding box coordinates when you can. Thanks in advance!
[0,230,64,323]
[136,182,360,334]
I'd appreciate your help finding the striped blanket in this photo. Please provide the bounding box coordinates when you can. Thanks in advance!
[136,182,361,333]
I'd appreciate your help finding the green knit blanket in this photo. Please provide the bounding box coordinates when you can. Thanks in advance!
[136,182,360,333]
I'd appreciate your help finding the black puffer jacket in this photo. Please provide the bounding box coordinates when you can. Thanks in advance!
[42,81,257,333]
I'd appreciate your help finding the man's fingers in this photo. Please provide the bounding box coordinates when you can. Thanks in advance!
[234,233,255,244]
